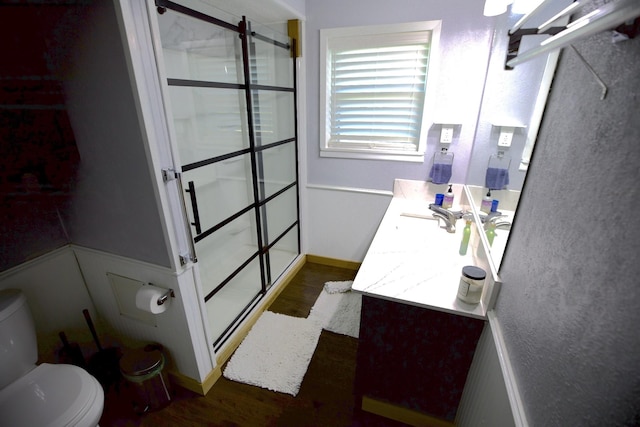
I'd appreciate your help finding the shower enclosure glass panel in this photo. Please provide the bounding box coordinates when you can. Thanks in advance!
[257,142,297,199]
[160,13,243,85]
[155,3,299,350]
[167,87,249,165]
[267,227,299,289]
[181,153,253,234]
[205,256,263,345]
[261,186,298,247]
[249,33,294,88]
[195,210,259,297]
[251,91,295,147]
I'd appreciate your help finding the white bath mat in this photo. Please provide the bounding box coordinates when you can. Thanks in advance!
[309,281,361,338]
[324,280,353,294]
[223,311,322,396]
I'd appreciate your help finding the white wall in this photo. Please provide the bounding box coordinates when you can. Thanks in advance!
[73,245,214,382]
[305,0,495,192]
[275,0,305,19]
[0,247,98,363]
[0,244,214,383]
[305,186,392,262]
[457,318,516,427]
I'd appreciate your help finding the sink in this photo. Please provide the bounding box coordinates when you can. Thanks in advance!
[400,210,463,234]
[393,213,468,254]
[352,181,495,319]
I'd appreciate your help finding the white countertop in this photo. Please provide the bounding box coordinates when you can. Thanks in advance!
[352,179,499,320]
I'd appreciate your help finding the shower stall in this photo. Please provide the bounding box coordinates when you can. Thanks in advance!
[152,1,300,351]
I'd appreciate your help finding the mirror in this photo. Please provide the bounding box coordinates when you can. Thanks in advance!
[465,2,567,271]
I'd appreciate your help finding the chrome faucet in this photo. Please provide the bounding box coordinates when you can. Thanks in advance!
[481,211,504,222]
[481,212,510,230]
[432,212,456,233]
[493,221,512,231]
[428,204,466,233]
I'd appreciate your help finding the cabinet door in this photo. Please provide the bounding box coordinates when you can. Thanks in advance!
[355,295,484,421]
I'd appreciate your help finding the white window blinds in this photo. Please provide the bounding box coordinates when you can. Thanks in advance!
[327,31,432,152]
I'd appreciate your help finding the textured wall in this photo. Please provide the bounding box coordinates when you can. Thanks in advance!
[495,14,640,427]
[63,1,172,267]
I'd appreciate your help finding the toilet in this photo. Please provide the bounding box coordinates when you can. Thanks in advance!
[0,289,104,427]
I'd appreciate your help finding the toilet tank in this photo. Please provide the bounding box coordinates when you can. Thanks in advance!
[0,289,38,389]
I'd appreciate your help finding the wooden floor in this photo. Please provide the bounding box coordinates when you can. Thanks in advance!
[99,262,410,426]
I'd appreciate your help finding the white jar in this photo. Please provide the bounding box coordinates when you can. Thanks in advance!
[457,266,486,304]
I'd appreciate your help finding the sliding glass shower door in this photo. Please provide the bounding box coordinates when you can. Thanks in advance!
[155,2,299,350]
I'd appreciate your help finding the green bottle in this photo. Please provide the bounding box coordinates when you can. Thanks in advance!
[459,220,472,255]
[486,223,496,246]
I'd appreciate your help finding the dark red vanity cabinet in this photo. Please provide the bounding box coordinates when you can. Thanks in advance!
[355,295,485,423]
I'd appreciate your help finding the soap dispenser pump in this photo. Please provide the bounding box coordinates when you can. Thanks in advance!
[443,184,454,209]
[481,190,492,214]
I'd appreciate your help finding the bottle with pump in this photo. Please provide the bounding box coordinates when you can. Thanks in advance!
[459,220,472,255]
[443,184,454,209]
[480,190,492,214]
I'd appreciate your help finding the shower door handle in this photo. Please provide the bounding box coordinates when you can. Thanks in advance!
[185,181,202,235]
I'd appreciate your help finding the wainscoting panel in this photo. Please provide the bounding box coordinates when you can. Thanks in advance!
[72,245,215,383]
[305,185,392,263]
[0,246,97,360]
[456,311,526,427]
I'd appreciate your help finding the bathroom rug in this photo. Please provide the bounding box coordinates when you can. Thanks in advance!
[323,280,353,294]
[224,281,361,395]
[309,281,361,338]
[223,311,322,396]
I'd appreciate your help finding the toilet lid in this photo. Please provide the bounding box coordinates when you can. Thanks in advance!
[0,363,104,427]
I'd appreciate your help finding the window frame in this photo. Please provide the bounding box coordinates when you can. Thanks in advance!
[320,21,442,162]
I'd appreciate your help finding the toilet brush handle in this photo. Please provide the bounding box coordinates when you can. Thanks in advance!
[83,309,103,352]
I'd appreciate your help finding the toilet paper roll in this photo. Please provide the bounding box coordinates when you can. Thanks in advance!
[135,285,170,314]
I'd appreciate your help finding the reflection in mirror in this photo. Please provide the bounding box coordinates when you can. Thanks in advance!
[466,1,571,271]
[467,185,520,270]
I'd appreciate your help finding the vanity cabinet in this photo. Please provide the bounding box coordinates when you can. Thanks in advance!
[355,295,484,424]
[351,180,498,425]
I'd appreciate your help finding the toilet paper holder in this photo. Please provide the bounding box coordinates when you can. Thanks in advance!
[152,285,175,306]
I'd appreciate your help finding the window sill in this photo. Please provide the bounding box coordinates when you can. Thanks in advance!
[320,148,425,163]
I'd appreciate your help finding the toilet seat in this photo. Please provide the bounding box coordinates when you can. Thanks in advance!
[0,363,104,427]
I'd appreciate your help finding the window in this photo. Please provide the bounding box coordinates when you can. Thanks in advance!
[320,21,441,162]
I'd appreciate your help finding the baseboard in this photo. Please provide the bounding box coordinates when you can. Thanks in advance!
[361,396,455,427]
[169,367,221,396]
[306,254,361,271]
[455,312,522,427]
[488,311,528,427]
[214,255,307,369]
